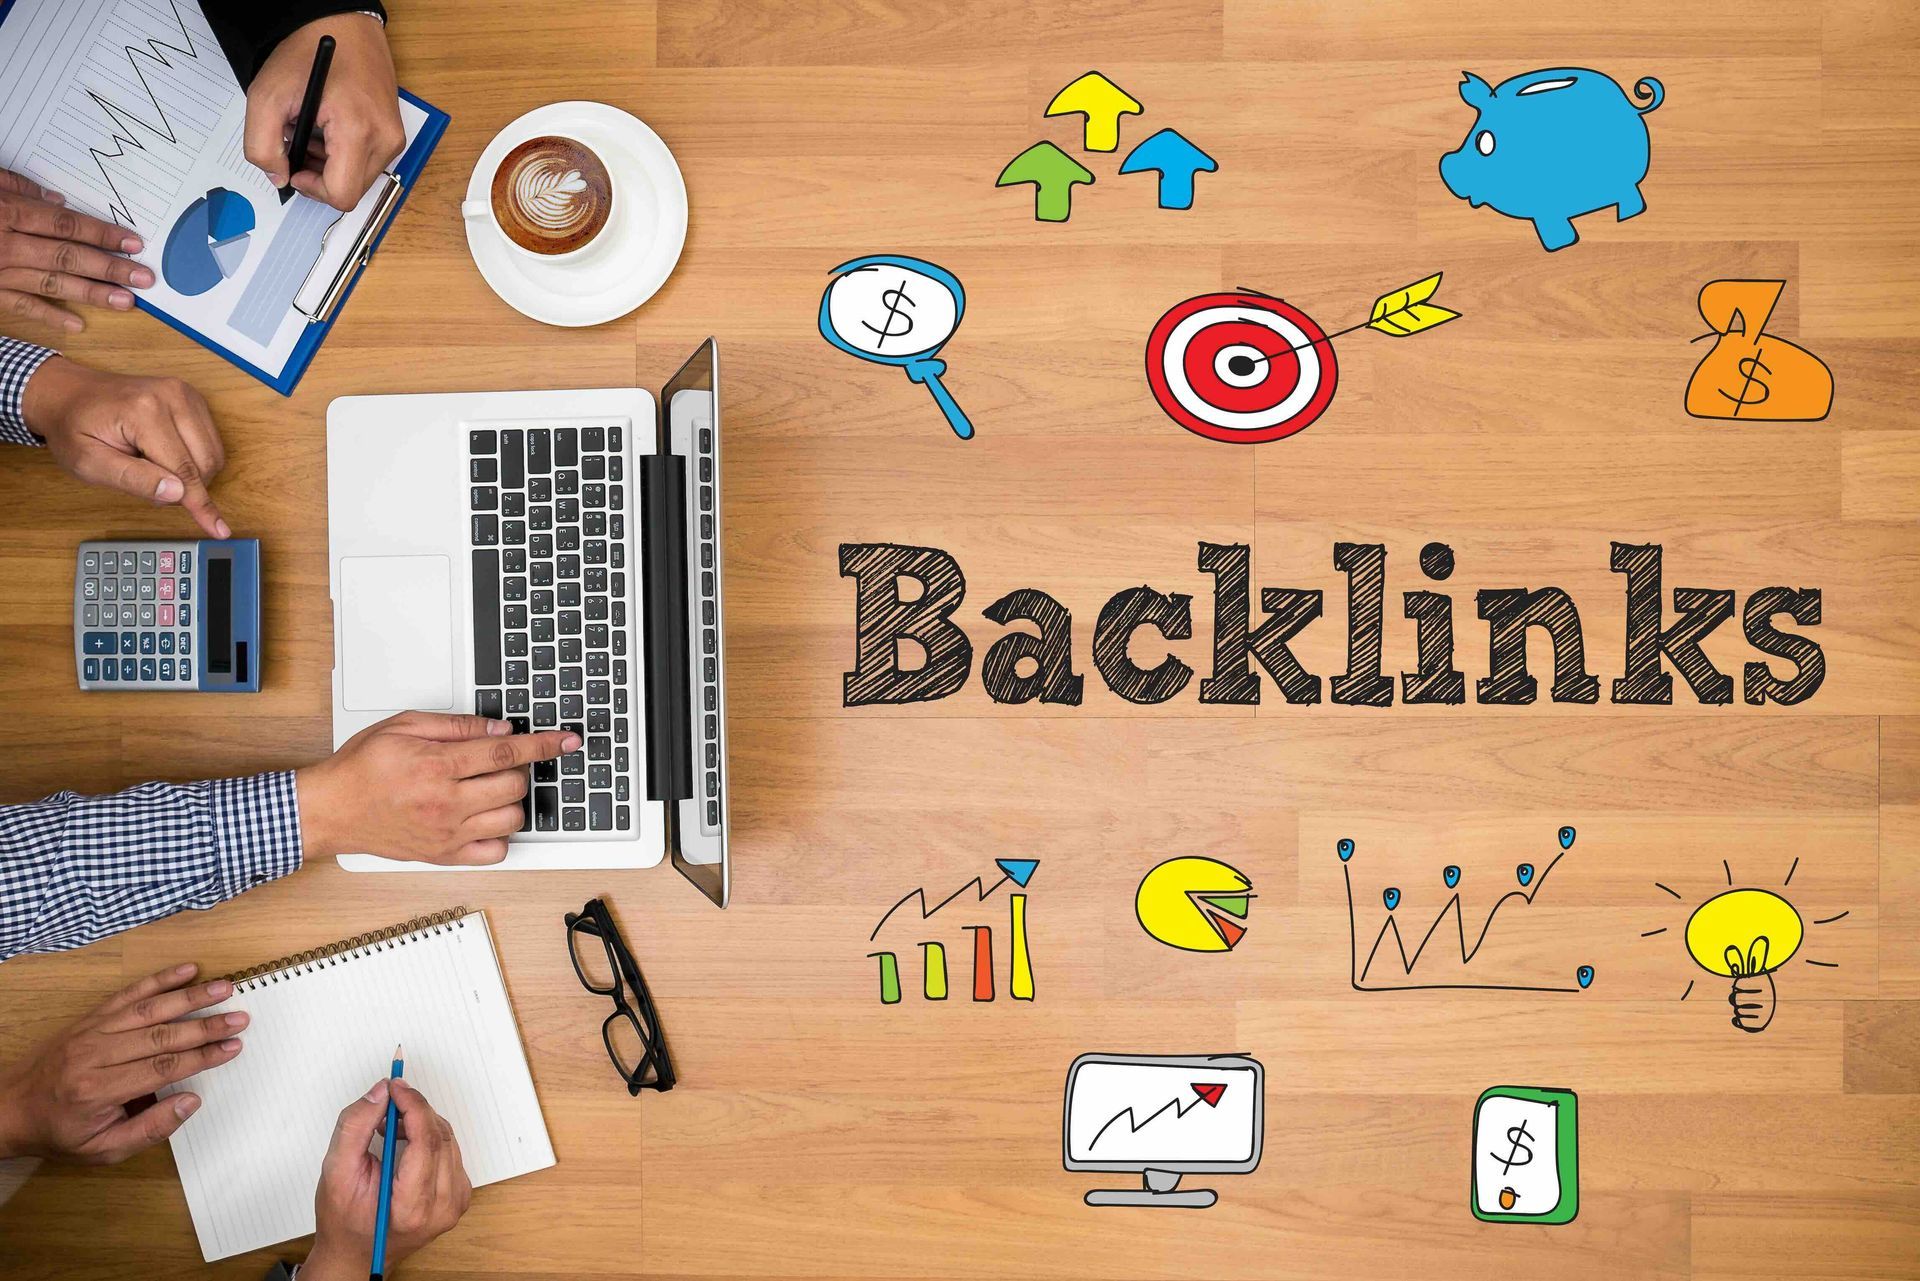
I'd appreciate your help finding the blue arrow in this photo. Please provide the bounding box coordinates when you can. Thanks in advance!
[995,858,1039,888]
[1118,128,1217,211]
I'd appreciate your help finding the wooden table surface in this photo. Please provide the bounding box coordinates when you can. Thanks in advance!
[3,1,1918,1277]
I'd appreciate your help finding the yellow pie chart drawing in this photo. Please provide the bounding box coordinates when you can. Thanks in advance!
[1135,857,1254,953]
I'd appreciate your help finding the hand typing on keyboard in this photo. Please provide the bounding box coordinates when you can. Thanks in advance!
[295,711,580,864]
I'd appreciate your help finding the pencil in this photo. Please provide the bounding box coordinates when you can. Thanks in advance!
[370,1043,402,1280]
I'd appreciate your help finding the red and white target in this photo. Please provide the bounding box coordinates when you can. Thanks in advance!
[1144,291,1339,444]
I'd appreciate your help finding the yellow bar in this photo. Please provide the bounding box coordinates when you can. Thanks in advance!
[921,941,948,1000]
[1010,894,1034,1000]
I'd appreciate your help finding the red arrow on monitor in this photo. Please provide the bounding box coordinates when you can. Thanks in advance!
[1191,1083,1226,1107]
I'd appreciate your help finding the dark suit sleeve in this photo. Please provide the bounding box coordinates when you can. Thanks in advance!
[202,2,388,85]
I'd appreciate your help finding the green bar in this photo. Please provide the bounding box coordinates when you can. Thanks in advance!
[868,951,901,1005]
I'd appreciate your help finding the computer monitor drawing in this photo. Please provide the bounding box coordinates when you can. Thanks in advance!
[1062,1053,1264,1208]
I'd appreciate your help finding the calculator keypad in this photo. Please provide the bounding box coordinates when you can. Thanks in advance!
[77,543,196,689]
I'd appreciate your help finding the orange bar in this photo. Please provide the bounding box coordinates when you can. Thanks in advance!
[966,925,994,1001]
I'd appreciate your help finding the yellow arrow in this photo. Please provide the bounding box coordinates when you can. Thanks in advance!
[1045,70,1143,153]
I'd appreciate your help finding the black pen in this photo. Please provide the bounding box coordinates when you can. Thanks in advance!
[278,34,335,204]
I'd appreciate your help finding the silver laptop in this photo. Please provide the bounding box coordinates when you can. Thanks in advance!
[325,341,728,905]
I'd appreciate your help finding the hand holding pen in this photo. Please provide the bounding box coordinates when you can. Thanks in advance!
[243,14,406,211]
[302,1072,470,1281]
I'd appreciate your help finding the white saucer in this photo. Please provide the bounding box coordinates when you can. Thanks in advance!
[464,101,688,327]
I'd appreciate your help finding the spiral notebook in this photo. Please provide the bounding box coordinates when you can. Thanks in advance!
[158,908,554,1262]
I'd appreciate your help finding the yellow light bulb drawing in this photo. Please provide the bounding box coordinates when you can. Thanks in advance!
[1647,860,1847,1036]
[1685,888,1804,977]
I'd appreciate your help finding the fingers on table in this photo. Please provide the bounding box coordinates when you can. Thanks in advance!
[98,1033,243,1099]
[98,977,235,1040]
[97,1009,248,1067]
[0,196,140,253]
[123,391,229,537]
[82,1093,203,1164]
[95,963,200,1019]
[0,287,82,332]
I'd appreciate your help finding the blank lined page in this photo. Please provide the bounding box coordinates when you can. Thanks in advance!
[159,912,554,1262]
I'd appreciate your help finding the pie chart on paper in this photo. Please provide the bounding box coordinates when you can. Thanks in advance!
[161,187,256,296]
[1135,856,1255,953]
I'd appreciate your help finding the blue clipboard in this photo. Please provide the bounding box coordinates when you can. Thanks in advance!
[0,0,448,397]
[137,90,448,397]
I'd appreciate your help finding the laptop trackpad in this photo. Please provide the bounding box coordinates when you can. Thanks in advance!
[340,555,455,711]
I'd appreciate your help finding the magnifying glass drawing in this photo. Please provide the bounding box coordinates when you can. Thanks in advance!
[819,254,974,440]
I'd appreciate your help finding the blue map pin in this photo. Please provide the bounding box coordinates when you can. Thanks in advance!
[1382,887,1400,910]
[1559,825,1577,850]
[1577,965,1595,989]
[1443,865,1461,889]
[1337,838,1354,862]
[1516,863,1534,887]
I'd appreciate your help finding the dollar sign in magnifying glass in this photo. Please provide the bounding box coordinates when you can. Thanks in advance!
[819,254,974,440]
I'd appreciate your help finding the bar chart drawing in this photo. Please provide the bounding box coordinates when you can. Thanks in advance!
[869,860,1039,1006]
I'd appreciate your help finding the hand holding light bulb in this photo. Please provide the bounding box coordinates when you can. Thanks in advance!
[1685,888,1803,1036]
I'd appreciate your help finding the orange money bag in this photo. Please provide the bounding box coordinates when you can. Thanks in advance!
[1686,280,1833,421]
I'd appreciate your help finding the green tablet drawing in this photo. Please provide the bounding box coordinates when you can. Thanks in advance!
[1470,1085,1578,1224]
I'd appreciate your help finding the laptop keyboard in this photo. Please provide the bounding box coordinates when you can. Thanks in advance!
[690,420,724,831]
[467,424,634,835]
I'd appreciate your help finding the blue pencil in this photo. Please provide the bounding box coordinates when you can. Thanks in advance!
[370,1044,402,1280]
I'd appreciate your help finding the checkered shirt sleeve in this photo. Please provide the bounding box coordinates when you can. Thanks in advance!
[0,771,304,960]
[0,337,57,446]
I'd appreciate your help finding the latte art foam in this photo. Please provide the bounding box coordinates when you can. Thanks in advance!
[514,162,594,231]
[491,135,614,255]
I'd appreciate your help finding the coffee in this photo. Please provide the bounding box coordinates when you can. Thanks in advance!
[489,135,613,255]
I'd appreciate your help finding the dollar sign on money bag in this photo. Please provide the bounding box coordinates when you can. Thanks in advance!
[1685,280,1834,421]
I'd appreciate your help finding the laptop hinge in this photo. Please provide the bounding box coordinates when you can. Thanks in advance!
[639,454,693,803]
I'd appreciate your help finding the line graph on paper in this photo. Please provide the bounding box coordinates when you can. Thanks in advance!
[1338,827,1596,994]
[18,0,242,232]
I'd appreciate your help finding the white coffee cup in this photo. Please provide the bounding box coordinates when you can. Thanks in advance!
[462,134,616,266]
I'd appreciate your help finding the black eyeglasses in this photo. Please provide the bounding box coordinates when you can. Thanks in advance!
[565,898,675,1094]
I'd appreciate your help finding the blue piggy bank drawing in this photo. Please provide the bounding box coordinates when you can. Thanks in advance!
[1440,68,1664,252]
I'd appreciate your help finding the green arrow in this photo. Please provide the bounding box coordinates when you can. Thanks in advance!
[996,141,1095,223]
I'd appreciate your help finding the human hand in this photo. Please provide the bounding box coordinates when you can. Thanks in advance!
[245,15,405,211]
[0,168,152,334]
[0,963,244,1164]
[18,356,229,538]
[296,712,581,864]
[303,1078,471,1281]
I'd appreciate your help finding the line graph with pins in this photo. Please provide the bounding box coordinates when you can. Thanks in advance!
[1339,827,1595,994]
[26,0,241,231]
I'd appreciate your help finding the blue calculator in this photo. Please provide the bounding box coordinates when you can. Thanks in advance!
[74,539,262,692]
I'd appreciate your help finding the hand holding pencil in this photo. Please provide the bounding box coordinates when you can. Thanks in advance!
[302,1072,471,1281]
